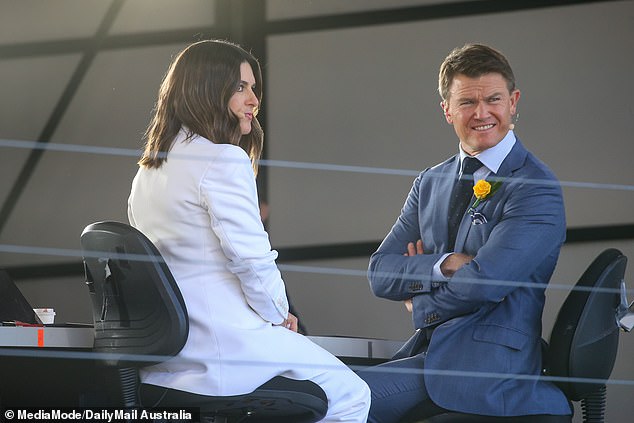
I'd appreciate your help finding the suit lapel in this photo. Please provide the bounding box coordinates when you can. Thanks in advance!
[452,140,528,252]
[425,156,460,252]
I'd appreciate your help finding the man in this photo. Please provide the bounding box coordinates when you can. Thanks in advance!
[356,44,572,422]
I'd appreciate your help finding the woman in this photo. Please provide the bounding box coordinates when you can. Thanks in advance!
[127,40,370,422]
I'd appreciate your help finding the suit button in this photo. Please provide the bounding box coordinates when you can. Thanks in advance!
[425,312,440,324]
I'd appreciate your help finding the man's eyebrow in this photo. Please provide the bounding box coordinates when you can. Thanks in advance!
[454,91,504,102]
[455,95,474,102]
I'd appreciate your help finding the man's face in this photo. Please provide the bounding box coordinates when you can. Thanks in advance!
[441,73,520,155]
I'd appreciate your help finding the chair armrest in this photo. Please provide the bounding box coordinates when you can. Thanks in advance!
[617,280,634,332]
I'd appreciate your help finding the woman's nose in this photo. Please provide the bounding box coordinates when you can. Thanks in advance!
[248,89,259,108]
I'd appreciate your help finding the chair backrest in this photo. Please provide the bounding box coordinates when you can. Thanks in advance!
[80,221,188,366]
[546,248,627,401]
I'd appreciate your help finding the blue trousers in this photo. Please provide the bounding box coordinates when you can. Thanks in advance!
[357,352,574,423]
[356,352,437,423]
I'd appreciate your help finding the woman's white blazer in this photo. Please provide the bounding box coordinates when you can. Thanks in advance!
[128,132,341,396]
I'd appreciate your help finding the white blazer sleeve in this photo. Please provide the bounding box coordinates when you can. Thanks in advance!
[200,146,289,325]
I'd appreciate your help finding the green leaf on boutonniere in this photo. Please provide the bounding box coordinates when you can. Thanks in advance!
[470,179,503,210]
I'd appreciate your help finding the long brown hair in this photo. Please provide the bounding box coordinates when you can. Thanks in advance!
[139,39,264,173]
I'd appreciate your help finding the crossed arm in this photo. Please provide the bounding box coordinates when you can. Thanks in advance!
[402,239,473,312]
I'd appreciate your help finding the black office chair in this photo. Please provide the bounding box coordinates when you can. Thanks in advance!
[80,220,328,423]
[407,248,629,423]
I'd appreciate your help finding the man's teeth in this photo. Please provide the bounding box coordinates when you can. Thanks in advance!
[474,124,494,131]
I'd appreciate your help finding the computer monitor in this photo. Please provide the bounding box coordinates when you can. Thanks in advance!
[0,268,43,324]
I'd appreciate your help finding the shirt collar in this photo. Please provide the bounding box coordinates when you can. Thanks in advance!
[458,130,516,174]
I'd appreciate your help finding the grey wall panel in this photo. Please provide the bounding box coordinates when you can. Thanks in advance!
[0,55,82,141]
[267,0,478,20]
[51,44,187,149]
[0,0,110,43]
[109,0,217,35]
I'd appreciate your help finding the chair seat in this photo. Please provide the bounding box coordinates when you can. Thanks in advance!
[139,376,328,423]
[402,399,572,423]
[422,412,571,423]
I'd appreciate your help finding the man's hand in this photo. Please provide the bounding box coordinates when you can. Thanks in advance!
[403,240,424,312]
[404,298,413,313]
[405,239,424,257]
[440,253,474,278]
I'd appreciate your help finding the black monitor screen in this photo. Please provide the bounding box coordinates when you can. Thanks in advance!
[0,269,42,324]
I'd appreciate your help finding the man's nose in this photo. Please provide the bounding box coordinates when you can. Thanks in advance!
[473,101,490,118]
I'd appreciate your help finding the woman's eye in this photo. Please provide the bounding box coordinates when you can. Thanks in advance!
[237,84,244,92]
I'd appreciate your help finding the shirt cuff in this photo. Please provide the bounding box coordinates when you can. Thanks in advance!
[432,253,452,287]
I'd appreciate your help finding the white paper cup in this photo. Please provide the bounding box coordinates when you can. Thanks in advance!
[33,308,56,324]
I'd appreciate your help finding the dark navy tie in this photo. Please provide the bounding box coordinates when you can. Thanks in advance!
[447,156,481,250]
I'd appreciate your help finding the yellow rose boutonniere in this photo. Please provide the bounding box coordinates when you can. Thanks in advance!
[470,179,502,210]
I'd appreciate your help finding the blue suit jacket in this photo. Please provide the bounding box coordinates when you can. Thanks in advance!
[368,139,572,416]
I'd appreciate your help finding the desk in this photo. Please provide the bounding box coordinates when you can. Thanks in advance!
[0,327,403,406]
[0,326,108,407]
[0,326,402,359]
[0,325,93,348]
